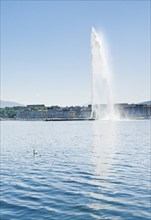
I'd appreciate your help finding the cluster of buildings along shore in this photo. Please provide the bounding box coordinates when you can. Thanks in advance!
[0,103,151,120]
[17,105,92,119]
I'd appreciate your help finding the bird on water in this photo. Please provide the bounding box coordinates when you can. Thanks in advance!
[33,149,38,155]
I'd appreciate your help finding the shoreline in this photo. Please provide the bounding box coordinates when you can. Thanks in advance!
[0,117,150,121]
[0,118,95,121]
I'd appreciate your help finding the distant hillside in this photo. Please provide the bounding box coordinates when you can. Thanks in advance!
[0,100,25,108]
[139,101,151,105]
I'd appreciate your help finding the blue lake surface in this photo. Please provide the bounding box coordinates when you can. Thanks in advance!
[1,120,150,219]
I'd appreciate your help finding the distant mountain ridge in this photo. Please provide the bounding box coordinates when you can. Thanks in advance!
[0,100,25,108]
[139,101,151,105]
[0,100,150,108]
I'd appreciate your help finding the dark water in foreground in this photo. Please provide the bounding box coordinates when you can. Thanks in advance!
[1,120,150,220]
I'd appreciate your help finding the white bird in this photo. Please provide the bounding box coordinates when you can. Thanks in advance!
[33,149,38,155]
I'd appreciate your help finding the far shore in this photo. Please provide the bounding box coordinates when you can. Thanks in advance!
[0,118,95,121]
[0,117,150,121]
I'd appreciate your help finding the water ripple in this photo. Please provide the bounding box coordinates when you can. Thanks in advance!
[1,121,150,219]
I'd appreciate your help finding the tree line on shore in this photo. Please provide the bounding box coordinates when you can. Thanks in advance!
[0,105,91,119]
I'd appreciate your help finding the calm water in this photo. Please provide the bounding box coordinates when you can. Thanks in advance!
[0,120,150,220]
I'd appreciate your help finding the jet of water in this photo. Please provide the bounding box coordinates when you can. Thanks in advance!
[91,27,115,120]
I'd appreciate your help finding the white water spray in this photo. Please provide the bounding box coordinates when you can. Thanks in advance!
[91,27,115,120]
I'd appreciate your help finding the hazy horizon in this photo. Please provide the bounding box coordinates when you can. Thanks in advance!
[1,99,151,108]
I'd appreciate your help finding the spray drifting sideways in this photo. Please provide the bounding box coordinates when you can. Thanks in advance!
[91,27,115,120]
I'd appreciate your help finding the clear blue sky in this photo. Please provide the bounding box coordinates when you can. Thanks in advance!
[1,0,150,106]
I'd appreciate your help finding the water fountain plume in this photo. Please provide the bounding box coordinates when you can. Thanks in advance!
[91,27,115,120]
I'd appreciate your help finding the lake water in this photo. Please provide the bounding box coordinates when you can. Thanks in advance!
[1,120,150,219]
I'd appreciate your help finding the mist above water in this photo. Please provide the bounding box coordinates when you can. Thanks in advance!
[91,27,115,120]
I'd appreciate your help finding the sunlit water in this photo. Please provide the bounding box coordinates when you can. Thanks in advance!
[1,120,150,219]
